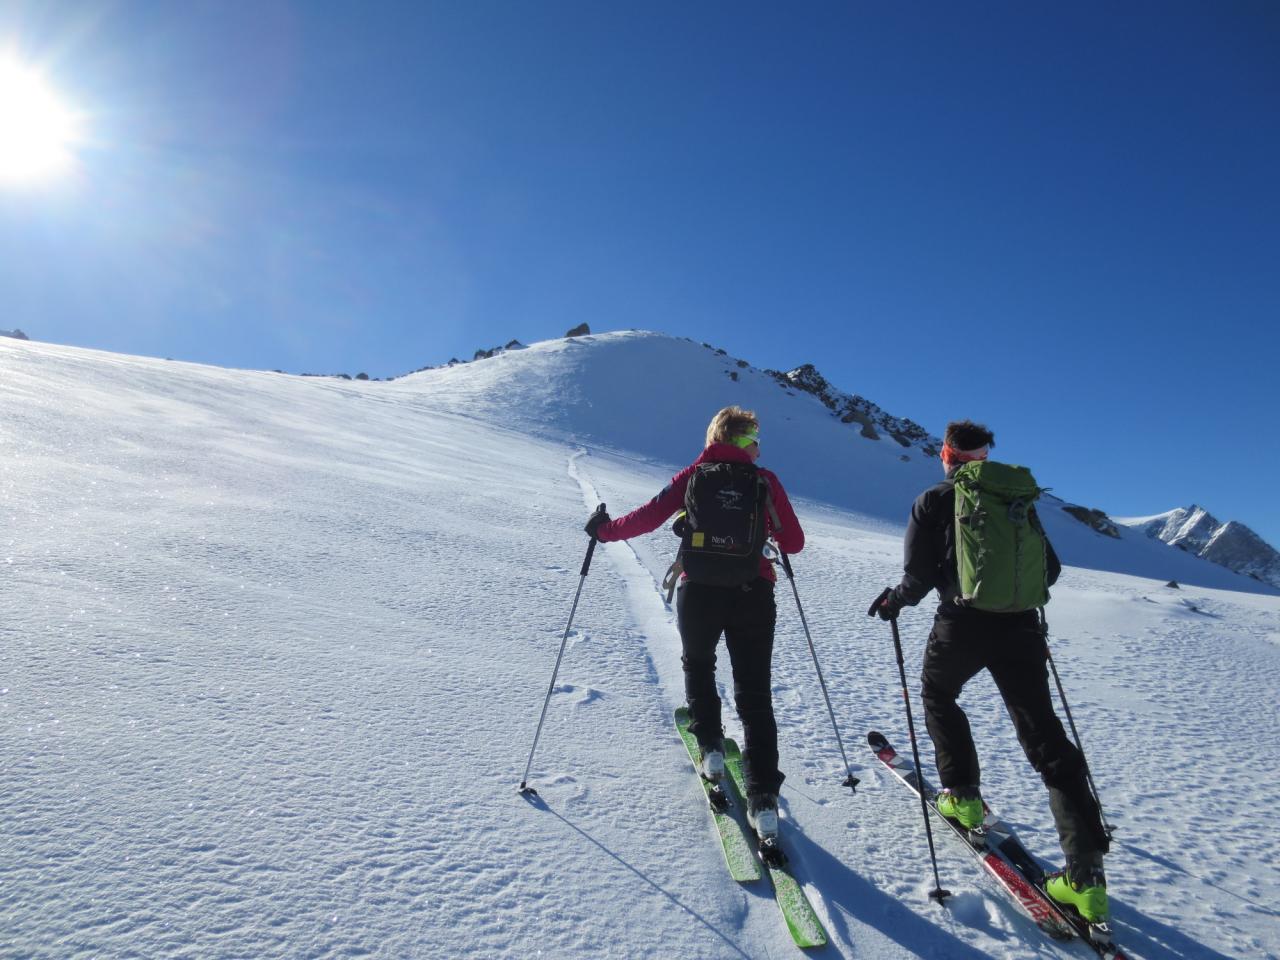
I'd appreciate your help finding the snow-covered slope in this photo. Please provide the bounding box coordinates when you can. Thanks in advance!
[1117,507,1280,589]
[3,332,1278,960]
[390,331,1272,595]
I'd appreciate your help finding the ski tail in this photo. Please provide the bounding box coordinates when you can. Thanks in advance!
[674,708,760,882]
[724,738,828,949]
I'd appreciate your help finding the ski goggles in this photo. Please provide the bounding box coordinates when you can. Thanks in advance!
[730,429,760,450]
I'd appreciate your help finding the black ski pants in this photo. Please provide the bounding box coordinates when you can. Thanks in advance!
[920,609,1109,862]
[676,577,784,800]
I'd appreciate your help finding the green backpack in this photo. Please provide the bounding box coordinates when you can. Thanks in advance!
[952,461,1050,612]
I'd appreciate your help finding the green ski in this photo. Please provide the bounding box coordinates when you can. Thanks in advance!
[724,738,828,949]
[674,708,760,883]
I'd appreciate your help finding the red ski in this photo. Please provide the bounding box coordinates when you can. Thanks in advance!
[868,731,1131,959]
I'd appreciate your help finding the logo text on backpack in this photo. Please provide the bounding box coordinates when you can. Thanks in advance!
[715,489,744,511]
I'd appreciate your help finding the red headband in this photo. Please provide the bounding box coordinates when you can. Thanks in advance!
[940,443,990,467]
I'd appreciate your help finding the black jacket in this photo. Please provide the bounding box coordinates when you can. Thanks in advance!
[892,469,1061,615]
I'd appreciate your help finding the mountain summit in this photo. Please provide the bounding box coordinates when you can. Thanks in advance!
[1116,506,1280,588]
[383,329,1277,594]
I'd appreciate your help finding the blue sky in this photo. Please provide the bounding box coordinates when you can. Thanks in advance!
[2,2,1278,545]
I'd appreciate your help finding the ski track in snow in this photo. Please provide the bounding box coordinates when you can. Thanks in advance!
[2,333,1278,960]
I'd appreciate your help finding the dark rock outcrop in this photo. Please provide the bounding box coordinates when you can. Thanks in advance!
[763,363,940,455]
[1062,505,1122,539]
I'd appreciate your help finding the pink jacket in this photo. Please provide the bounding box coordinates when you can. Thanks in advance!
[595,443,804,582]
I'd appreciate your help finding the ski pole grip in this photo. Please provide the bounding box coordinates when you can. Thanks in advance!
[868,587,893,618]
[581,503,605,576]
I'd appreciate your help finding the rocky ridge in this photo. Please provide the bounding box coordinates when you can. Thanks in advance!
[766,362,940,455]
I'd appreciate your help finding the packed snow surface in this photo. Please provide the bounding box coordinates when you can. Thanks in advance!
[3,331,1278,959]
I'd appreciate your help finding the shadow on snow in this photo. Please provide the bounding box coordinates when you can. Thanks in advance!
[522,790,752,958]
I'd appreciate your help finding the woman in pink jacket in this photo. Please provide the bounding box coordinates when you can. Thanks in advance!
[584,406,804,837]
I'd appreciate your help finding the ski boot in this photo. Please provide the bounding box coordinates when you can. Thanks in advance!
[1046,858,1109,923]
[699,741,728,811]
[936,785,985,830]
[699,741,725,783]
[748,793,786,866]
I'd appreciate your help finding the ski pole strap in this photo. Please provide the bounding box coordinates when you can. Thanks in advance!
[661,558,683,604]
[761,492,796,579]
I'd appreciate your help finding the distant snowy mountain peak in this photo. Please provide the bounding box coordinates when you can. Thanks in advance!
[1116,506,1280,588]
[1121,505,1224,553]
[1156,505,1219,549]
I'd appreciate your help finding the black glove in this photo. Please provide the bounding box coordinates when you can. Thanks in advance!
[585,506,611,539]
[869,587,904,621]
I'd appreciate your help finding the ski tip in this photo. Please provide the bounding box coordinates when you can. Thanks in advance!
[867,730,888,749]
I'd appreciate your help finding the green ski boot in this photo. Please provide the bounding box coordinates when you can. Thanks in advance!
[936,786,984,830]
[1046,860,1109,923]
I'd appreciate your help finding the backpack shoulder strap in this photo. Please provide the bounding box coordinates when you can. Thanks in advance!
[759,473,783,537]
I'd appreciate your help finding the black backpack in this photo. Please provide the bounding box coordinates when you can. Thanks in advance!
[678,461,769,587]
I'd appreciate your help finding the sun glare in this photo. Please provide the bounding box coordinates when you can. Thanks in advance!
[0,56,82,185]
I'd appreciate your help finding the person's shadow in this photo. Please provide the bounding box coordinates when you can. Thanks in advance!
[527,788,989,958]
[962,808,1254,960]
[1102,838,1273,960]
[524,790,1253,958]
[776,812,1000,959]
[523,790,752,957]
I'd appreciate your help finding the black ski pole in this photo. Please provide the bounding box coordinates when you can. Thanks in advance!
[1038,609,1115,839]
[519,505,605,796]
[870,589,950,903]
[776,550,859,792]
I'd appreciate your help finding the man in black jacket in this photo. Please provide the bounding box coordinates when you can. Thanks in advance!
[870,420,1111,923]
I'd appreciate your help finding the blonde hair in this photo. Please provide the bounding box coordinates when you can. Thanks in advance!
[705,406,760,448]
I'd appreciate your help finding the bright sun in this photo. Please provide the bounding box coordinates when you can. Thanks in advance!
[0,56,82,184]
